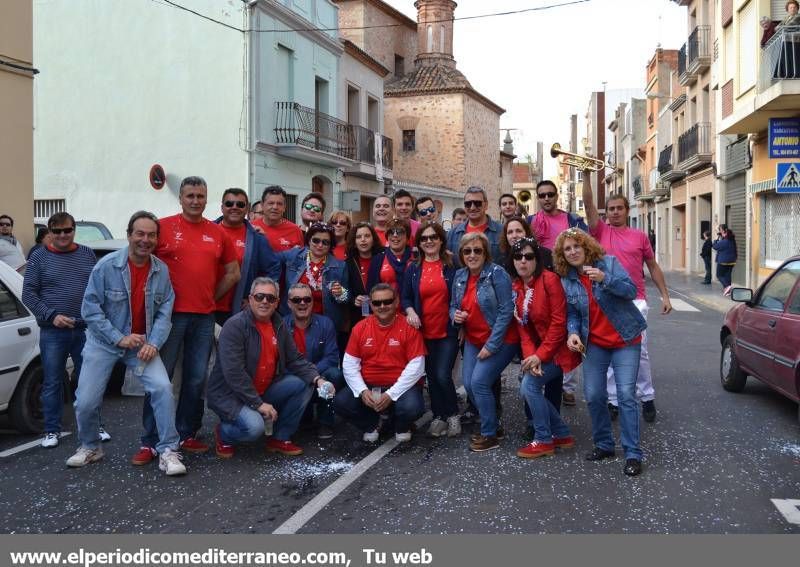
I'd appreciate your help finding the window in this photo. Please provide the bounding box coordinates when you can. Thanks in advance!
[763,193,800,268]
[755,260,800,311]
[402,130,416,152]
[34,199,66,222]
[286,194,297,223]
[0,281,27,322]
[440,25,445,51]
[788,284,800,315]
[738,1,756,93]
[394,54,404,78]
[724,26,735,83]
[427,25,433,52]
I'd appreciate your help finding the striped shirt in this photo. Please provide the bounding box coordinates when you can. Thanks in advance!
[22,244,96,326]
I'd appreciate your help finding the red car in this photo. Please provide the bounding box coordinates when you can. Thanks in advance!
[720,255,800,422]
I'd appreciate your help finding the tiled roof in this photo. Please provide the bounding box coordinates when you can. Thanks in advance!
[513,163,533,184]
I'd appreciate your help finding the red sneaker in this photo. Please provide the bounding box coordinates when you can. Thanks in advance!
[215,425,234,459]
[265,438,303,456]
[553,435,575,449]
[179,436,209,454]
[516,440,556,459]
[131,446,156,466]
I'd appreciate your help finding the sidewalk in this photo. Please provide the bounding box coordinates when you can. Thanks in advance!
[662,270,735,314]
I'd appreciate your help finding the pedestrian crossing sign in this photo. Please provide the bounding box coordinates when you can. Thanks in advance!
[776,163,800,193]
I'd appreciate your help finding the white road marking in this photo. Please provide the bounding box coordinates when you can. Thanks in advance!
[0,432,72,458]
[771,499,800,525]
[668,298,700,312]
[272,412,433,534]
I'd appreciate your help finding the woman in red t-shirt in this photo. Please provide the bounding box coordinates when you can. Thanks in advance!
[401,222,460,439]
[328,211,351,261]
[552,228,647,477]
[345,222,384,332]
[507,237,580,460]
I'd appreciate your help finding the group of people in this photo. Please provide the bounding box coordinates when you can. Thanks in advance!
[19,169,672,478]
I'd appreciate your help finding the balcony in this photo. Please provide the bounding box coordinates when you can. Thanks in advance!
[686,26,711,75]
[678,43,693,85]
[274,102,354,167]
[632,176,643,199]
[677,122,713,172]
[721,26,800,134]
[345,125,394,180]
[657,144,685,183]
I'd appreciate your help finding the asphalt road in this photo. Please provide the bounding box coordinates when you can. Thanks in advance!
[1,284,798,534]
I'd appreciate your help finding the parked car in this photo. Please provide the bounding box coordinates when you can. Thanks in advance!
[34,220,114,244]
[720,255,800,422]
[0,261,46,433]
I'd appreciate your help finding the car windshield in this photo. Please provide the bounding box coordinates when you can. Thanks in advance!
[75,224,108,243]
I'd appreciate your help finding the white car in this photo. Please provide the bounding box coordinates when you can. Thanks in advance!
[0,261,45,433]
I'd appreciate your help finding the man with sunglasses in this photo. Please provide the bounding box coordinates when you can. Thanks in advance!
[213,188,280,325]
[143,176,240,460]
[415,196,440,225]
[0,214,25,271]
[283,283,344,439]
[526,180,588,251]
[335,283,426,443]
[23,212,97,448]
[252,185,304,252]
[208,277,331,458]
[300,192,326,232]
[446,186,503,266]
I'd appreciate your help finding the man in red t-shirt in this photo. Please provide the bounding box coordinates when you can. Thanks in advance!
[251,185,304,252]
[335,283,426,443]
[139,176,240,462]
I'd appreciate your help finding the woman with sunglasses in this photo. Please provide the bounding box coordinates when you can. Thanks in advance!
[507,237,580,459]
[328,211,352,261]
[552,228,647,476]
[282,222,349,336]
[377,218,413,298]
[450,232,516,452]
[401,222,461,438]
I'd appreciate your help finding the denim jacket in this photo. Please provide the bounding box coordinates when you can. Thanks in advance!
[446,216,503,267]
[449,262,514,353]
[401,260,458,338]
[560,255,646,347]
[281,247,349,330]
[283,313,340,374]
[81,246,175,353]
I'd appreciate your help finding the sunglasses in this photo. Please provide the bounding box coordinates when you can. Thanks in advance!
[513,252,536,261]
[463,200,484,209]
[462,247,484,256]
[224,200,247,209]
[252,293,278,304]
[537,192,557,199]
[370,298,395,307]
[289,296,312,304]
[50,227,75,235]
[310,237,330,246]
[303,203,323,213]
[330,219,349,226]
[417,206,436,216]
[418,234,439,243]
[387,228,406,237]
[0,223,11,228]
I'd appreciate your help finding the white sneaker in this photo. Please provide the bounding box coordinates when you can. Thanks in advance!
[66,447,104,467]
[446,415,462,437]
[427,418,447,437]
[395,431,412,443]
[98,427,111,442]
[41,433,59,448]
[362,429,379,443]
[158,449,187,476]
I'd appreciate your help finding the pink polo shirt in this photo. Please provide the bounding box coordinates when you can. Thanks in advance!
[590,221,654,300]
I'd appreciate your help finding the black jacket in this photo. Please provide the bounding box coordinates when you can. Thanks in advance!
[701,238,713,260]
[207,308,319,421]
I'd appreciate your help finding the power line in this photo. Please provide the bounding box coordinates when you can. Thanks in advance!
[156,0,591,34]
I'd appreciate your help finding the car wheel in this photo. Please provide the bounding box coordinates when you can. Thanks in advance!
[8,365,45,434]
[720,335,747,393]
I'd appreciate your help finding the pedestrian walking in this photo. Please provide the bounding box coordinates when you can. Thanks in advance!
[713,224,738,296]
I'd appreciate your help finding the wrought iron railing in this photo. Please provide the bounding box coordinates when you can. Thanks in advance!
[687,25,711,69]
[759,25,800,92]
[678,122,711,164]
[632,176,643,197]
[678,43,687,77]
[658,144,673,174]
[274,102,354,159]
[350,125,394,170]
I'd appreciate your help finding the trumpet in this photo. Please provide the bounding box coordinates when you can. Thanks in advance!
[550,143,606,172]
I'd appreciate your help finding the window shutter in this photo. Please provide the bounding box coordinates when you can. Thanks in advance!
[738,1,756,92]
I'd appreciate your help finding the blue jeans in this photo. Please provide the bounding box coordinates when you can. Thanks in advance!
[40,327,86,433]
[142,312,214,447]
[316,367,345,427]
[717,264,734,288]
[333,384,424,434]
[425,336,459,419]
[75,340,178,453]
[219,374,309,444]
[462,341,519,437]
[583,342,642,460]
[521,363,570,443]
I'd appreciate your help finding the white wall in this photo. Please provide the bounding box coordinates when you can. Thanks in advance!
[339,52,385,132]
[34,0,248,237]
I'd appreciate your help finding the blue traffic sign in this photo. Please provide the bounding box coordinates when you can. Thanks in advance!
[776,162,800,193]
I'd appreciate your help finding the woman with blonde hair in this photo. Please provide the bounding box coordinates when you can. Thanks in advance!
[328,211,352,261]
[552,228,647,476]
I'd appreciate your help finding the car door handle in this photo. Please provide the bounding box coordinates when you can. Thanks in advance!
[768,319,776,328]
[17,327,31,336]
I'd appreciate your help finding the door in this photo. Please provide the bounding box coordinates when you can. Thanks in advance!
[0,278,37,409]
[770,260,800,399]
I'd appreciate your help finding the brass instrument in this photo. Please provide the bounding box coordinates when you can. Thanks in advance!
[517,190,532,204]
[550,143,606,172]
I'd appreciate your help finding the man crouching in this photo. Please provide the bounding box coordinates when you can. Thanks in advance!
[207,277,333,458]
